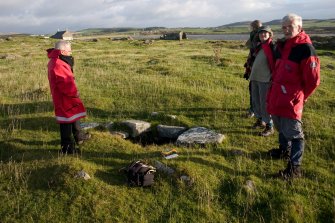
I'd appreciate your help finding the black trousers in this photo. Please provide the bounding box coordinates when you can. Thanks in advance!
[59,120,82,147]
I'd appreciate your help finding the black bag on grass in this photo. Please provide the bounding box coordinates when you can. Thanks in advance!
[125,161,156,187]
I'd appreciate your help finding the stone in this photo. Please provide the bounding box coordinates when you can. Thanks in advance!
[75,170,91,180]
[176,127,225,146]
[110,131,129,139]
[157,124,186,139]
[121,120,151,137]
[80,122,100,130]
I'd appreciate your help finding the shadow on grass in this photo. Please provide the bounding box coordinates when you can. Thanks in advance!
[0,139,59,162]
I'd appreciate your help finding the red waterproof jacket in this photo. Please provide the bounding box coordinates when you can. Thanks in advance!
[47,48,86,123]
[267,31,320,120]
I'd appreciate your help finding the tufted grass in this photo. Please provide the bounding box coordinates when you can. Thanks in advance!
[0,36,334,222]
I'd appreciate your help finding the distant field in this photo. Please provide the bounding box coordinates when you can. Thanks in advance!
[0,36,334,222]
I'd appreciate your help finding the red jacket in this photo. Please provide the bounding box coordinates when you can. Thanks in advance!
[267,31,320,120]
[47,48,86,123]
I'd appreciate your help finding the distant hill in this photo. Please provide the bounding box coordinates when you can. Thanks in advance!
[217,19,335,28]
[75,18,335,36]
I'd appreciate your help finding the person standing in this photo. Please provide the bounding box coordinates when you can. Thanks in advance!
[267,13,320,179]
[249,26,275,136]
[244,20,262,118]
[47,40,91,154]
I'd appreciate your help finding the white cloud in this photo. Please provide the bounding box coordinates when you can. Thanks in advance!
[0,0,334,34]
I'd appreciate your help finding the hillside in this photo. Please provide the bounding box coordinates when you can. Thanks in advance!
[75,18,335,36]
[0,36,334,222]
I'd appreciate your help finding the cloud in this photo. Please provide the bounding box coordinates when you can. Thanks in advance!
[0,0,334,34]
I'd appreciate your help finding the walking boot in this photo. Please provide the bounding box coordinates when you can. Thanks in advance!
[278,162,302,180]
[259,124,274,137]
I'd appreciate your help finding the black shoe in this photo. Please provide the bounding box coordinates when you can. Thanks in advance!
[278,163,302,180]
[268,148,290,159]
[77,132,91,145]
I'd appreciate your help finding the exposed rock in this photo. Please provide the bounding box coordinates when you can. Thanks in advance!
[80,122,100,130]
[157,124,186,139]
[121,120,151,137]
[75,170,91,180]
[176,127,225,146]
[110,131,129,139]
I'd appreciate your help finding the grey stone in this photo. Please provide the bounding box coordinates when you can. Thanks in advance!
[121,120,151,137]
[176,127,225,146]
[157,124,186,139]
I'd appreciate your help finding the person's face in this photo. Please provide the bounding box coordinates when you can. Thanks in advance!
[61,45,72,56]
[282,20,301,39]
[259,31,270,42]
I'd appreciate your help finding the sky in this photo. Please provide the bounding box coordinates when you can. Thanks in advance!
[0,0,334,34]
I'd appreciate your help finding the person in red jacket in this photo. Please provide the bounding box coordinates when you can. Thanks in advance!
[47,40,91,154]
[267,13,320,179]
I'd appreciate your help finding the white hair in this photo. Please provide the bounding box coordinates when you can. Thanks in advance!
[54,40,71,50]
[282,13,303,28]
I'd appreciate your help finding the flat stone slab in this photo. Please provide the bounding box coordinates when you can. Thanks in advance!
[157,124,186,139]
[80,122,100,130]
[176,127,225,146]
[121,120,151,138]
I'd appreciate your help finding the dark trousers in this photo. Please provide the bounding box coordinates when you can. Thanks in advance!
[248,82,253,112]
[60,120,82,147]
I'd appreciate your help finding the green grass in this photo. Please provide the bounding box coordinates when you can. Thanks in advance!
[0,36,334,222]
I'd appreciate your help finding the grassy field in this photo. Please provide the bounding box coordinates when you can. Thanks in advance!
[0,36,334,222]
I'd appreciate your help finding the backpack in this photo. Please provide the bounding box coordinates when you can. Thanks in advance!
[125,161,156,187]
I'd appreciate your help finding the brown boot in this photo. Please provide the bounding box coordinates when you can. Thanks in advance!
[278,163,302,180]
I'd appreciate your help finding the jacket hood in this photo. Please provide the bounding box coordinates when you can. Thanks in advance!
[292,30,312,44]
[47,48,61,58]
